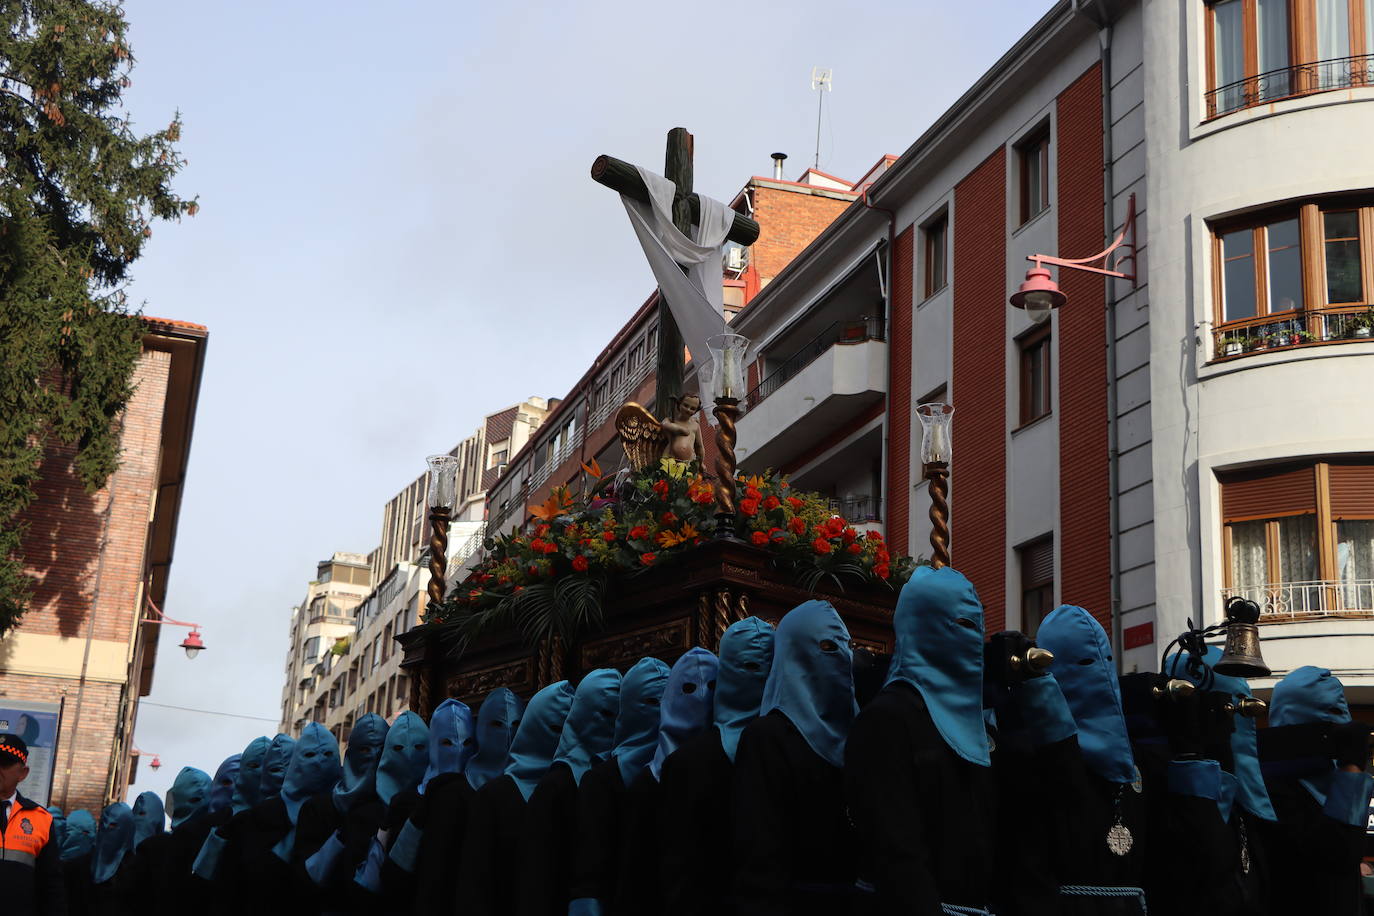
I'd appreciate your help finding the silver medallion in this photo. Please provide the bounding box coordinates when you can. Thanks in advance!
[1106,823,1133,856]
[1239,841,1250,874]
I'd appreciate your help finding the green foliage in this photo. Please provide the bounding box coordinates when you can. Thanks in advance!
[0,1,195,635]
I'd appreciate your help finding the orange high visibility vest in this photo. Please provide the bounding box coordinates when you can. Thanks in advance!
[1,800,54,868]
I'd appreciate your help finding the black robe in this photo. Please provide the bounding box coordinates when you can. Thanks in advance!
[456,774,529,916]
[1134,746,1233,916]
[515,763,580,916]
[568,758,629,911]
[219,797,293,909]
[613,766,662,915]
[363,788,419,910]
[126,815,219,916]
[406,774,474,916]
[987,731,1060,916]
[844,682,994,916]
[60,852,92,916]
[285,792,384,916]
[734,709,855,916]
[1261,777,1367,916]
[657,727,735,916]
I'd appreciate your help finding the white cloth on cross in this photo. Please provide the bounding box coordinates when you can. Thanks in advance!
[621,166,735,401]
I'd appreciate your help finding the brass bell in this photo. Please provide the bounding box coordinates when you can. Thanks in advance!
[1152,678,1195,700]
[1214,597,1270,678]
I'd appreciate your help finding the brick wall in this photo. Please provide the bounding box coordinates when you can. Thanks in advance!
[1056,63,1112,631]
[885,227,914,556]
[0,673,123,811]
[749,186,854,285]
[952,148,1009,632]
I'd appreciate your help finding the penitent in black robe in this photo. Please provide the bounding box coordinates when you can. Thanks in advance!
[733,709,856,916]
[456,775,531,916]
[515,763,580,916]
[1261,778,1368,916]
[218,797,293,910]
[286,791,385,915]
[845,682,995,916]
[613,766,663,915]
[398,772,473,916]
[567,758,629,912]
[657,727,736,916]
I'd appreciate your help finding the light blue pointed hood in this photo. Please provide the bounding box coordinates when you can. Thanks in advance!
[553,668,623,785]
[1038,605,1136,784]
[650,648,717,780]
[421,699,476,793]
[376,711,430,805]
[1167,647,1277,821]
[611,658,671,784]
[715,617,775,762]
[760,600,856,768]
[467,689,524,790]
[230,737,270,813]
[130,792,164,849]
[48,807,66,852]
[333,713,388,814]
[1270,665,1353,805]
[505,680,576,801]
[280,723,341,822]
[91,802,134,884]
[259,734,295,799]
[209,754,241,814]
[887,566,992,767]
[60,810,96,860]
[168,767,212,829]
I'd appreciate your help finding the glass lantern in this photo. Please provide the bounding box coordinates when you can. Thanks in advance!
[916,402,954,464]
[426,454,460,510]
[706,333,750,403]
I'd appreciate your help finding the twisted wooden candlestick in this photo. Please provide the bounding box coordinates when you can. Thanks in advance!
[712,397,740,538]
[428,507,451,605]
[924,461,950,569]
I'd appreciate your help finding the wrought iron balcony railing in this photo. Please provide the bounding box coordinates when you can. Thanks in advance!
[826,495,884,523]
[1221,579,1374,621]
[1206,53,1374,119]
[1211,305,1373,360]
[746,318,885,410]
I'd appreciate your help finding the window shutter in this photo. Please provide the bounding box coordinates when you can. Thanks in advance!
[1220,464,1317,520]
[1329,462,1374,519]
[1021,537,1054,588]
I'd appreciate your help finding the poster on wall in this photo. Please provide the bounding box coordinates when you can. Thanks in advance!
[0,699,63,807]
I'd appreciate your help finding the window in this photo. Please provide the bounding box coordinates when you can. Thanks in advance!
[1221,459,1374,616]
[924,212,948,298]
[490,448,508,469]
[610,360,626,394]
[302,636,321,663]
[628,340,644,373]
[1206,0,1374,117]
[647,324,659,356]
[1018,326,1052,426]
[381,624,392,663]
[1019,537,1055,636]
[1018,128,1050,225]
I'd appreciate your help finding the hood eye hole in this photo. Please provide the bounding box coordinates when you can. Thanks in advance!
[462,737,476,747]
[819,639,839,652]
[1077,658,1094,666]
[491,720,504,728]
[646,697,660,706]
[414,744,427,751]
[742,661,761,671]
[954,618,976,630]
[682,682,697,694]
[707,680,716,691]
[440,738,455,747]
[303,751,316,758]
[391,744,403,752]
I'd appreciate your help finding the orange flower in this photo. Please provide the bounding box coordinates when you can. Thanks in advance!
[812,538,833,555]
[740,498,759,517]
[580,458,603,479]
[661,511,678,525]
[750,530,770,546]
[543,540,559,554]
[652,479,669,498]
[745,486,762,501]
[535,524,551,538]
[531,487,574,521]
[571,555,589,572]
[640,552,657,566]
[679,523,700,540]
[657,529,685,548]
[629,525,650,540]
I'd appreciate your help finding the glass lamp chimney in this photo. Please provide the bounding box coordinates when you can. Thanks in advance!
[916,402,954,464]
[426,454,460,510]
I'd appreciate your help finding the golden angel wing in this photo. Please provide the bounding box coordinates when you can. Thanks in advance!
[615,402,667,471]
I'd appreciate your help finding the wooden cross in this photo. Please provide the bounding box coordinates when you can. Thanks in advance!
[591,128,760,420]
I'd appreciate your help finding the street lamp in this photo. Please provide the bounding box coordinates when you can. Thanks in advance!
[426,454,460,606]
[142,597,206,660]
[916,403,954,569]
[1009,193,1138,319]
[706,333,749,540]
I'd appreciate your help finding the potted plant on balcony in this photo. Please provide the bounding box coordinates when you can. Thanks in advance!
[1218,335,1245,357]
[1246,333,1270,352]
[1348,308,1374,339]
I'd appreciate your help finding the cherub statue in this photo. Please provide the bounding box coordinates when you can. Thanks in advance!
[614,395,706,471]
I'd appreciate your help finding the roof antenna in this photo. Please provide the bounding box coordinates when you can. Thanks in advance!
[810,67,832,170]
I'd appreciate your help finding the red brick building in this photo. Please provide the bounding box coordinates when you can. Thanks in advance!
[0,317,208,811]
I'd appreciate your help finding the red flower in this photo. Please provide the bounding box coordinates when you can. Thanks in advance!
[535,524,550,538]
[629,525,650,540]
[745,486,762,500]
[497,575,511,585]
[544,540,560,554]
[780,480,790,489]
[661,512,678,525]
[868,531,884,541]
[529,538,546,553]
[691,488,715,505]
[875,564,890,580]
[876,549,891,565]
[580,538,592,547]
[842,526,858,544]
[653,479,670,498]
[571,555,589,572]
[788,517,807,536]
[527,565,540,576]
[640,552,657,566]
[824,518,846,538]
[768,527,784,541]
[786,496,804,510]
[847,543,863,555]
[812,538,833,555]
[602,531,616,542]
[515,585,525,593]
[739,498,759,517]
[762,495,780,511]
[750,530,770,546]
[469,589,481,600]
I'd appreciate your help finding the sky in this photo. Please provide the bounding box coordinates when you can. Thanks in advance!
[118,0,1051,804]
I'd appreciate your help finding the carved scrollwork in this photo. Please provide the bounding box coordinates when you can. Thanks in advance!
[581,619,691,670]
[448,658,533,700]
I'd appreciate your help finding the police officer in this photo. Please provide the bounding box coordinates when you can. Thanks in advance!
[0,734,66,915]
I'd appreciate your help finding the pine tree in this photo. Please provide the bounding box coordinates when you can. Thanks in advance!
[0,1,195,635]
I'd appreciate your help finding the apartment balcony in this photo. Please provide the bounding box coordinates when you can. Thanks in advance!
[738,320,886,473]
[1206,53,1374,119]
[1222,579,1374,622]
[1211,306,1373,361]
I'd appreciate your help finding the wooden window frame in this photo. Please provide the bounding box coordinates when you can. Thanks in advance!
[1017,128,1051,226]
[1019,535,1055,635]
[923,211,949,299]
[1017,325,1052,427]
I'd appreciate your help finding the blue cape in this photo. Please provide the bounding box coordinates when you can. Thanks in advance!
[209,754,241,814]
[48,807,66,852]
[130,791,165,849]
[760,600,856,768]
[376,711,430,805]
[715,617,775,762]
[91,802,134,884]
[506,680,576,800]
[1037,605,1136,784]
[281,722,341,822]
[260,734,296,799]
[1166,647,1277,821]
[553,668,623,785]
[230,737,270,813]
[421,699,476,794]
[334,713,388,813]
[650,648,717,780]
[1270,665,1352,805]
[611,657,671,785]
[467,689,524,791]
[887,566,992,767]
[60,810,96,861]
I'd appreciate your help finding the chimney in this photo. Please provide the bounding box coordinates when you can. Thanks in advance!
[771,152,787,181]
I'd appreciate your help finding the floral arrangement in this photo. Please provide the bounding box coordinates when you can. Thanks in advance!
[428,458,918,645]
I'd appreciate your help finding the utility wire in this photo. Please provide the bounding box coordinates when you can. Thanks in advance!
[139,700,279,723]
